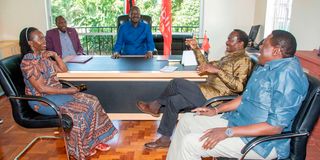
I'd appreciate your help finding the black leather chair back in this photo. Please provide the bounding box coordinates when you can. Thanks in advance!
[288,75,320,160]
[153,34,193,55]
[117,14,152,31]
[0,54,59,128]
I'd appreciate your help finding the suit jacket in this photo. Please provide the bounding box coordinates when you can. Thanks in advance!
[46,27,83,57]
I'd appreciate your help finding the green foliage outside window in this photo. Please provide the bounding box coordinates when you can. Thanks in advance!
[50,0,200,54]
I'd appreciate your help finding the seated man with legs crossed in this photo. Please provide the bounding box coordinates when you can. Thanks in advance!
[166,30,309,160]
[136,29,254,149]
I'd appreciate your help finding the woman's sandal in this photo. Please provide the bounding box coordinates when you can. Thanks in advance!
[95,143,111,152]
[90,149,97,156]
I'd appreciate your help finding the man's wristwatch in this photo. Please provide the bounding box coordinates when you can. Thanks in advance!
[225,128,234,137]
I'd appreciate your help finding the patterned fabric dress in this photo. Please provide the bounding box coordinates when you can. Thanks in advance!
[20,53,118,159]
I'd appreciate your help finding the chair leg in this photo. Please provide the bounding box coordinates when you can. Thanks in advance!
[14,135,70,160]
[61,130,71,160]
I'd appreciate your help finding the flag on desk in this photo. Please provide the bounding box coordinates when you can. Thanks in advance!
[202,32,211,52]
[160,0,172,56]
[125,0,135,14]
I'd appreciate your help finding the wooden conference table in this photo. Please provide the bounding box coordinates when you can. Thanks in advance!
[58,55,206,120]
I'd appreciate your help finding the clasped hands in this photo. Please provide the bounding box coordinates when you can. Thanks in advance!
[197,64,220,75]
[192,107,227,150]
[111,51,153,59]
[185,37,220,75]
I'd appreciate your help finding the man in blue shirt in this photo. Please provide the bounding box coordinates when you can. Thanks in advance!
[112,6,155,59]
[166,30,309,160]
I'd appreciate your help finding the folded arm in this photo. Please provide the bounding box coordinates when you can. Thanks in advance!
[44,51,68,73]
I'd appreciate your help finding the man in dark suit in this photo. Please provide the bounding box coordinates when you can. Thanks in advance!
[46,16,83,58]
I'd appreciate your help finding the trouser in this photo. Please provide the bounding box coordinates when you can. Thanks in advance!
[166,113,277,160]
[157,78,207,137]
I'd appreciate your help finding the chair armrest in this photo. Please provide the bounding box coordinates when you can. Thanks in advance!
[9,95,73,130]
[203,95,238,107]
[9,95,61,118]
[240,131,309,160]
[59,80,75,88]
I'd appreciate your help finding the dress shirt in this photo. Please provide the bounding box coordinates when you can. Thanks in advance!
[59,30,77,57]
[114,21,155,55]
[193,49,253,99]
[224,57,309,159]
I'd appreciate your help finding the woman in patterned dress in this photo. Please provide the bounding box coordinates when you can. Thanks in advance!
[19,27,118,159]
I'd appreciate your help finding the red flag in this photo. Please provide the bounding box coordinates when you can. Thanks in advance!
[125,0,135,14]
[202,33,211,52]
[159,0,172,56]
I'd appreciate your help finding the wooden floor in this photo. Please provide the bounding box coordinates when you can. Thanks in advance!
[1,95,319,160]
[0,96,168,160]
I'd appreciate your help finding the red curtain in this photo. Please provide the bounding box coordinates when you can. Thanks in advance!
[125,0,135,14]
[159,0,172,56]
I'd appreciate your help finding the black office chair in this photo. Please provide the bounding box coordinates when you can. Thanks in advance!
[204,74,320,160]
[117,14,152,31]
[116,14,156,55]
[0,54,73,160]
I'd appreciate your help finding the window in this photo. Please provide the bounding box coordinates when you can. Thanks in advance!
[264,0,293,37]
[48,0,201,33]
[47,0,202,54]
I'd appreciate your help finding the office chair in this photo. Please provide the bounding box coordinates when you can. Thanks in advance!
[0,54,73,160]
[117,14,152,31]
[116,14,157,55]
[204,75,320,160]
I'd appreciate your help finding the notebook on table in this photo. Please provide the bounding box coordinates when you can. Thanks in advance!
[66,55,93,63]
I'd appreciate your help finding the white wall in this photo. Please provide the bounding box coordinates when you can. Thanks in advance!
[252,0,320,51]
[253,0,267,43]
[0,0,48,41]
[203,0,256,60]
[290,0,320,50]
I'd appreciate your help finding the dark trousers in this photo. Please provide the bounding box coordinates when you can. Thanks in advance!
[157,78,206,137]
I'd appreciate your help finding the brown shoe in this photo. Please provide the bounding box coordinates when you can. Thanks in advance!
[144,136,171,149]
[136,101,160,117]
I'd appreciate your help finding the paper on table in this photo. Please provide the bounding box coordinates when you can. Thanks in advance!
[181,50,198,66]
[66,55,93,63]
[160,66,178,73]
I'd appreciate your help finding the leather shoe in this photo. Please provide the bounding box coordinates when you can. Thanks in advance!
[144,137,171,149]
[136,101,160,117]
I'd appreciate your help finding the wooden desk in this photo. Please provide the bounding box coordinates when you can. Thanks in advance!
[58,56,206,120]
[296,50,320,79]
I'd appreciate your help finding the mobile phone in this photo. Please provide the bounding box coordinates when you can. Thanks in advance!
[76,84,87,92]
